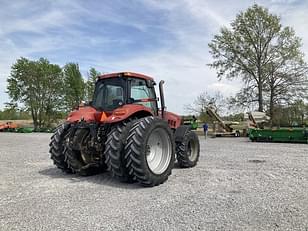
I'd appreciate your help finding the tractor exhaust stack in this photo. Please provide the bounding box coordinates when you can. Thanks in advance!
[159,80,166,118]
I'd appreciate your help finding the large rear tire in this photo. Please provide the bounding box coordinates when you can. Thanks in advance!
[66,128,107,176]
[125,117,175,187]
[176,130,200,168]
[49,123,72,173]
[104,121,134,182]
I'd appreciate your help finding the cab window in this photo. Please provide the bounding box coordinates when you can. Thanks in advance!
[130,78,157,113]
[92,78,125,111]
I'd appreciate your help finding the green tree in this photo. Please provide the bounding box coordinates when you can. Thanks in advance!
[223,113,245,122]
[85,67,100,102]
[8,103,32,120]
[265,57,308,125]
[0,106,32,120]
[208,4,307,114]
[271,100,308,127]
[7,57,63,129]
[63,63,85,110]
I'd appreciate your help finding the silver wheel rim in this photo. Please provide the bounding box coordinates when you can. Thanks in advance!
[187,139,198,162]
[146,128,172,174]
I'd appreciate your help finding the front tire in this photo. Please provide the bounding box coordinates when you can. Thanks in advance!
[49,123,72,173]
[176,130,200,168]
[125,117,175,187]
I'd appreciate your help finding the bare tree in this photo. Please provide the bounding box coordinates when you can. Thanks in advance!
[185,91,226,122]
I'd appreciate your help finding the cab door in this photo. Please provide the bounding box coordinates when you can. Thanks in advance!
[128,78,158,116]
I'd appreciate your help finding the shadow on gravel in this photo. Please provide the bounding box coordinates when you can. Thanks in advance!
[248,159,266,163]
[38,167,142,190]
[173,162,182,169]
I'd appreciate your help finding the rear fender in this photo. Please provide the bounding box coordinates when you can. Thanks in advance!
[162,111,182,129]
[104,104,153,123]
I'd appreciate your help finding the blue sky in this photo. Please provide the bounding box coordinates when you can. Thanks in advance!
[1,0,308,114]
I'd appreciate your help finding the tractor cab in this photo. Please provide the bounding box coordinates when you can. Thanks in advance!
[92,72,158,115]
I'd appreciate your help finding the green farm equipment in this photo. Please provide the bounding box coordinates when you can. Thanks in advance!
[183,116,198,130]
[16,127,34,133]
[249,128,308,144]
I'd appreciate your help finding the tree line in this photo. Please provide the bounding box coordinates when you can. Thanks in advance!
[4,57,100,129]
[186,91,307,126]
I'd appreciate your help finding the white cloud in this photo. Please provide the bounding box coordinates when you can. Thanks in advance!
[207,82,241,96]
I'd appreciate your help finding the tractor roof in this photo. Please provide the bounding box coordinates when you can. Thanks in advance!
[98,72,154,81]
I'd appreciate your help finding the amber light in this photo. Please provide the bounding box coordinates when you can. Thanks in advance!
[100,112,108,121]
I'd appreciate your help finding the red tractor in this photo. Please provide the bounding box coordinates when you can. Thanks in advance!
[49,72,200,186]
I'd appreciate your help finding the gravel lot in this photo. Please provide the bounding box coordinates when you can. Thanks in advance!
[0,133,307,231]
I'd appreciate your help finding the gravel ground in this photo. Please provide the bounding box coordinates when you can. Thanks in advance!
[0,133,307,231]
